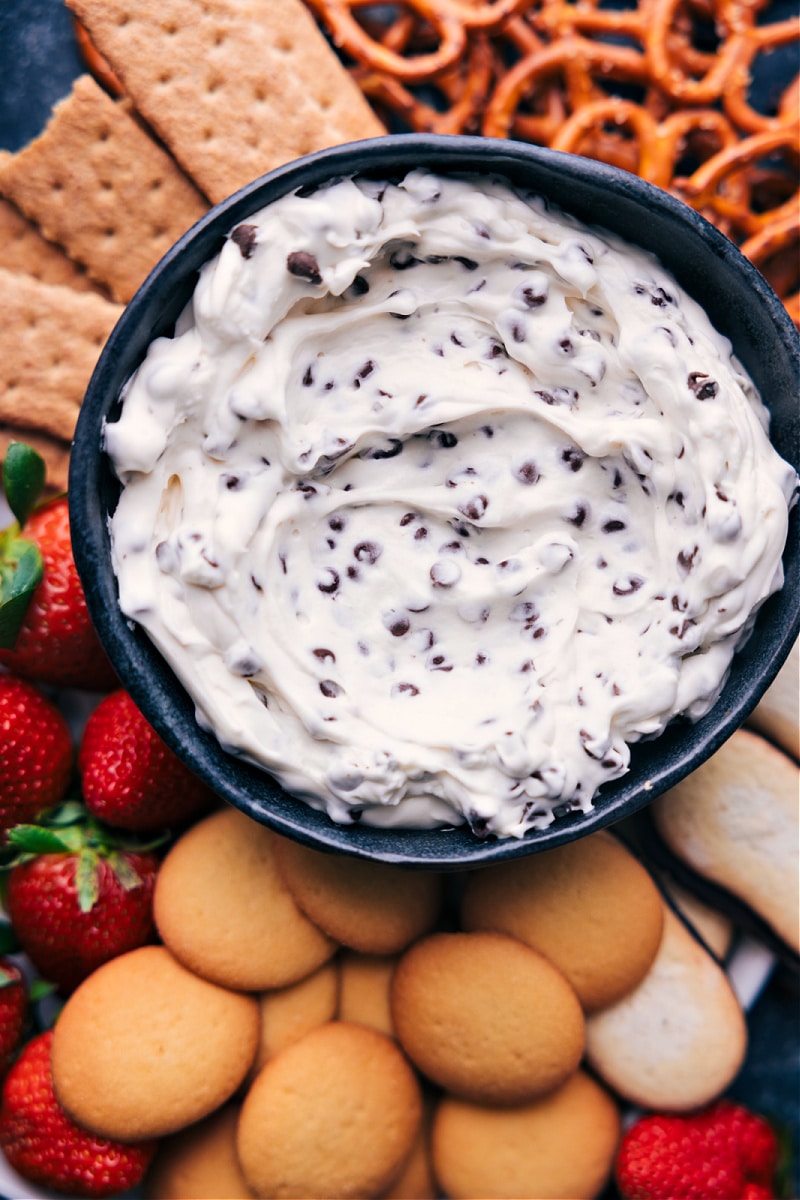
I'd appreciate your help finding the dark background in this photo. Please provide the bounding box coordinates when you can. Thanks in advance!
[1,2,798,1196]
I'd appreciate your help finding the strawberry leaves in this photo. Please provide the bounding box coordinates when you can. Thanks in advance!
[3,802,166,914]
[0,443,46,650]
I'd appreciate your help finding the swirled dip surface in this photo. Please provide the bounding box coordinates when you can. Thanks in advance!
[106,172,797,838]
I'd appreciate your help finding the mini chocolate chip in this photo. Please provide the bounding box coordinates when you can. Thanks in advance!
[510,321,526,342]
[602,519,626,533]
[313,647,336,662]
[561,447,585,472]
[389,247,420,270]
[347,565,359,580]
[354,541,382,564]
[432,430,458,448]
[514,461,540,485]
[302,365,314,387]
[287,250,322,283]
[612,575,644,596]
[350,274,370,295]
[559,337,575,355]
[458,494,489,521]
[328,515,346,532]
[389,617,410,637]
[454,255,479,270]
[677,546,699,573]
[319,680,341,698]
[222,473,242,490]
[231,224,257,258]
[688,372,719,400]
[566,503,589,527]
[317,569,340,594]
[357,359,376,379]
[251,574,263,592]
[450,332,464,346]
[475,652,487,665]
[365,438,403,460]
[392,682,420,696]
[481,425,494,437]
[521,285,547,308]
[414,526,429,540]
[400,512,416,526]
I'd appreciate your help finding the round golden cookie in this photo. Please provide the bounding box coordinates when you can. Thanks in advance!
[432,1070,621,1200]
[462,831,664,1012]
[154,807,336,991]
[381,1096,437,1200]
[237,1021,422,1199]
[274,836,443,954]
[254,959,339,1074]
[391,931,585,1105]
[338,951,398,1038]
[51,945,260,1141]
[144,1105,254,1200]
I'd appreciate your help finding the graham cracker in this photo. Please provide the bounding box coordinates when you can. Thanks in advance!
[0,427,72,494]
[0,75,209,303]
[0,268,122,445]
[65,0,386,204]
[0,195,103,295]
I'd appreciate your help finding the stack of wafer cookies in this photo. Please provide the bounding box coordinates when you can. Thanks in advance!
[0,0,384,491]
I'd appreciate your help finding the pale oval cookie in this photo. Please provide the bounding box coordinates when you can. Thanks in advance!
[237,1021,422,1199]
[51,945,260,1141]
[461,831,664,1011]
[338,951,398,1038]
[391,931,584,1105]
[652,727,800,954]
[380,1096,437,1200]
[274,836,443,954]
[144,1104,254,1200]
[585,907,747,1110]
[432,1070,620,1200]
[154,807,337,991]
[254,959,338,1074]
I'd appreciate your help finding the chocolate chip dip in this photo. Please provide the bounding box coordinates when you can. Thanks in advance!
[105,171,797,838]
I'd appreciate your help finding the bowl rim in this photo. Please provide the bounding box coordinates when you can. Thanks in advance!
[69,133,800,868]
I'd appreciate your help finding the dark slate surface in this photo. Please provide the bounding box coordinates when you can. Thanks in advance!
[1,4,798,1197]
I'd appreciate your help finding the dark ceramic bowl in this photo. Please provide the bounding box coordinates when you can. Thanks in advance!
[69,134,800,869]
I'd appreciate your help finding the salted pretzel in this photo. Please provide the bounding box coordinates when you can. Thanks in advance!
[303,0,467,80]
[679,126,800,241]
[356,33,495,133]
[722,16,800,134]
[483,36,655,139]
[741,213,800,325]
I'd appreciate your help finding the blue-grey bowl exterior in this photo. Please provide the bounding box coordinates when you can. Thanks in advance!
[68,134,800,868]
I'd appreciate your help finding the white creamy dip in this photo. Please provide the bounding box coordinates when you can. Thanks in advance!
[105,171,797,838]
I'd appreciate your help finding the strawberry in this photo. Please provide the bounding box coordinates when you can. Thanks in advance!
[0,672,74,836]
[616,1099,780,1200]
[0,1031,156,1197]
[3,803,160,994]
[79,689,214,832]
[0,441,117,691]
[0,956,27,1078]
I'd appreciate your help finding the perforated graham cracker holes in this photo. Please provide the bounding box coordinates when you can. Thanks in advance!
[64,0,385,203]
[0,76,208,302]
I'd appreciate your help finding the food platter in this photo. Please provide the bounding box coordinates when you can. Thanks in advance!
[0,1,798,1198]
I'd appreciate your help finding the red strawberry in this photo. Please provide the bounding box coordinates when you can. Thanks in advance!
[0,442,116,691]
[616,1100,779,1200]
[0,1031,156,1197]
[79,689,214,832]
[4,803,160,994]
[0,673,73,836]
[0,957,27,1078]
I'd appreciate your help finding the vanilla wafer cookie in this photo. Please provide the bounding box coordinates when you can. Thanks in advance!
[0,268,122,444]
[65,0,385,205]
[0,196,102,294]
[0,75,208,303]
